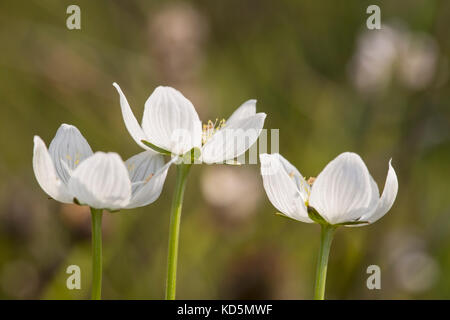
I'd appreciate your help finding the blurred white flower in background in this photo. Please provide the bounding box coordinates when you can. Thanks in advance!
[201,166,262,223]
[349,23,439,93]
[397,34,438,90]
[148,2,208,84]
[395,251,439,293]
[385,231,439,294]
[147,2,209,118]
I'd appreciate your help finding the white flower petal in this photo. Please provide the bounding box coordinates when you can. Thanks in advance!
[68,152,132,210]
[277,154,310,202]
[33,136,73,203]
[201,113,266,164]
[309,152,379,225]
[260,153,311,223]
[125,150,164,194]
[361,159,398,224]
[48,124,93,185]
[113,83,152,151]
[142,86,202,155]
[226,99,256,126]
[345,175,380,227]
[126,153,175,209]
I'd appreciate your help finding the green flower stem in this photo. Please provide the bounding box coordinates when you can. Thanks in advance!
[314,224,336,300]
[90,207,103,300]
[165,163,191,300]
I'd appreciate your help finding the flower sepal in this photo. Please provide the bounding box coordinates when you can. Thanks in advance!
[274,211,299,222]
[141,140,172,156]
[307,206,329,225]
[334,220,369,227]
[307,206,369,227]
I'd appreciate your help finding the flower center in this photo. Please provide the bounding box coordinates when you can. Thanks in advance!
[62,153,82,174]
[288,173,317,204]
[307,177,316,185]
[304,177,316,206]
[202,118,226,145]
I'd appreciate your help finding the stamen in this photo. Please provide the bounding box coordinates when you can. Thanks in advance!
[307,177,316,185]
[289,171,310,199]
[65,153,82,166]
[202,118,226,144]
[74,153,81,166]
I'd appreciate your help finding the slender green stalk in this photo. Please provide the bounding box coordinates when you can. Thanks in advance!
[90,208,103,300]
[165,163,191,300]
[314,224,336,300]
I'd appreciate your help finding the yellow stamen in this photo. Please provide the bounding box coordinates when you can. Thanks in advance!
[202,118,226,144]
[74,153,83,166]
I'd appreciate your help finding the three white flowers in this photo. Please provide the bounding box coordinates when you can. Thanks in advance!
[32,82,399,300]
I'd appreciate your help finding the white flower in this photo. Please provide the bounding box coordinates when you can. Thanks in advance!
[259,152,398,226]
[113,83,266,164]
[350,24,438,93]
[33,124,172,210]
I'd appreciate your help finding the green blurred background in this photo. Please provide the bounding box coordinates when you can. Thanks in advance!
[0,0,449,299]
